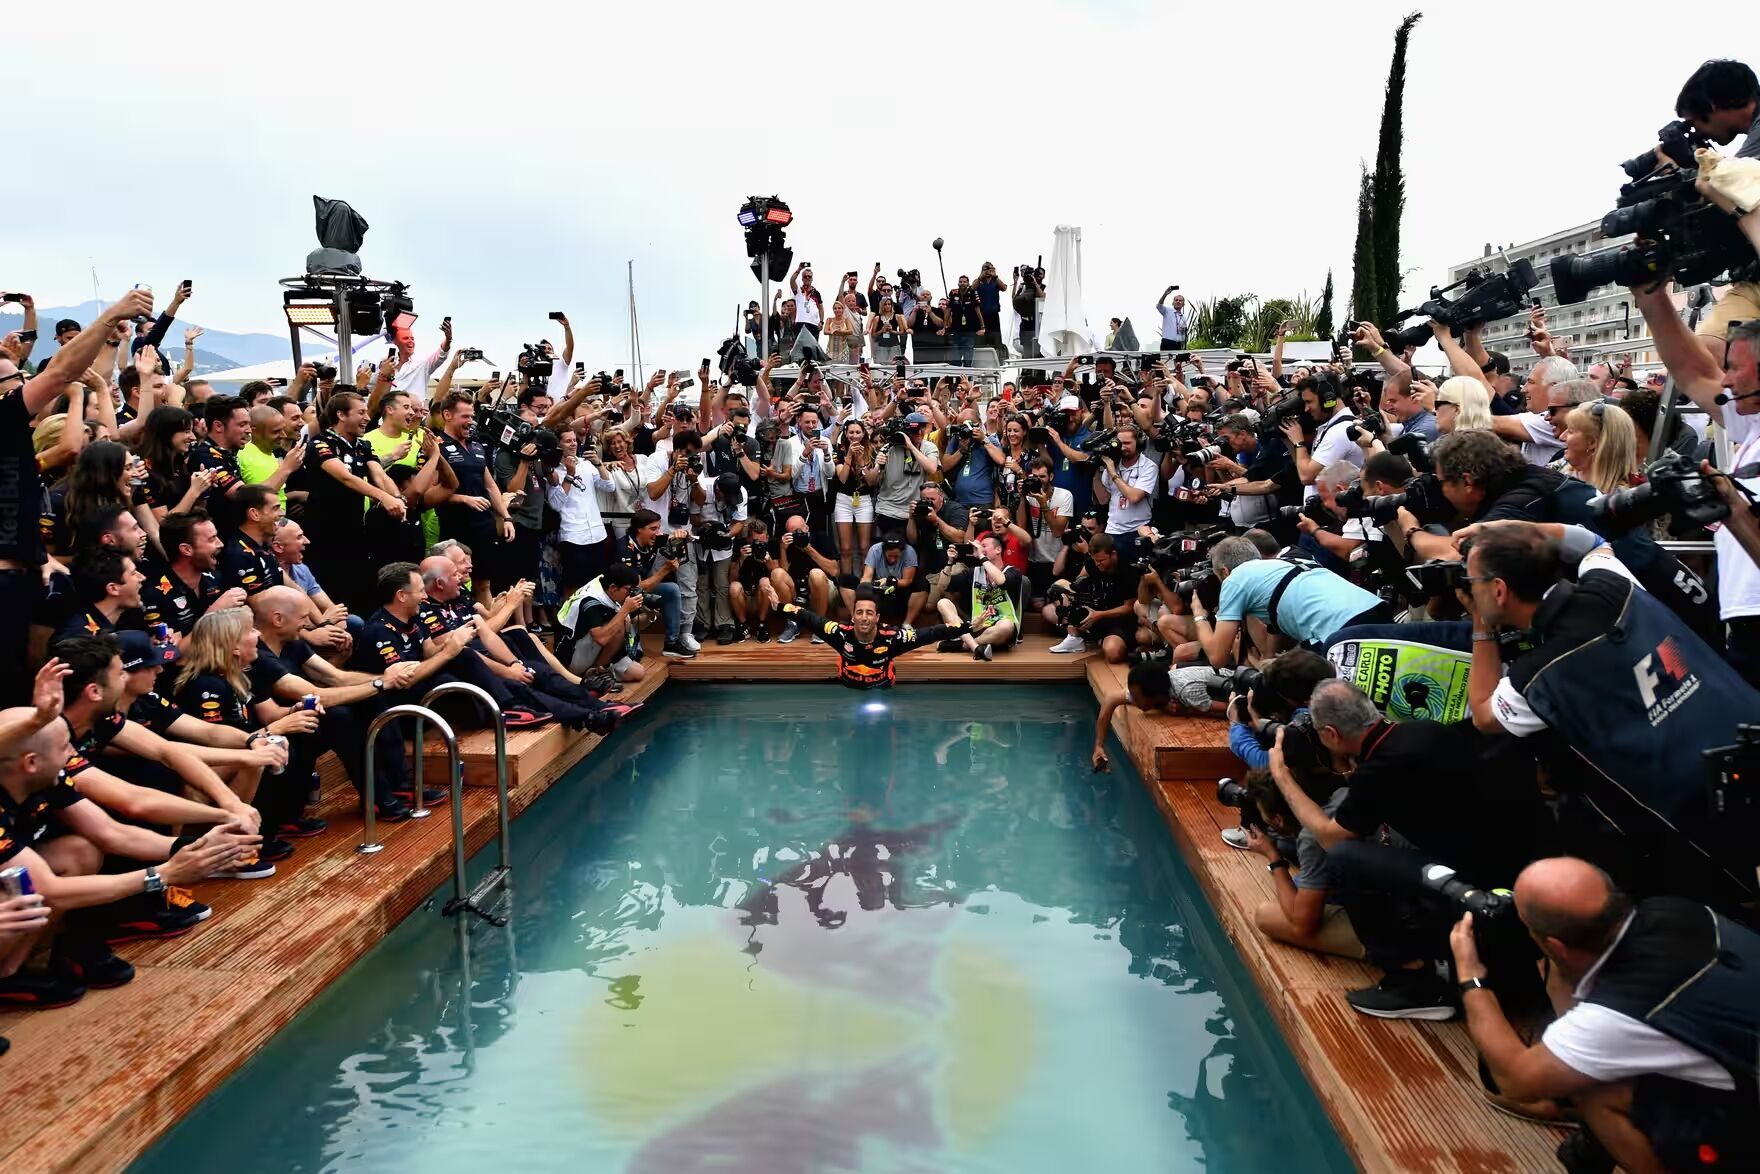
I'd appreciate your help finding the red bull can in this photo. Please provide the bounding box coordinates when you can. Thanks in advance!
[151,623,171,644]
[0,865,34,898]
[301,694,319,711]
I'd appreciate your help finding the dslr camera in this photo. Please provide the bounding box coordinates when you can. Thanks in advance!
[1553,120,1757,303]
[1384,261,1540,353]
[1215,777,1270,834]
[476,405,563,467]
[457,347,485,363]
[1590,449,1730,537]
[697,520,735,552]
[311,361,337,383]
[1079,429,1124,459]
[1403,558,1469,597]
[1046,580,1099,629]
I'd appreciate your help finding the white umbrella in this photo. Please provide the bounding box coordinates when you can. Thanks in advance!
[1038,225,1094,357]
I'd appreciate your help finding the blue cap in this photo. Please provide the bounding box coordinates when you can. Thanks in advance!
[904,412,929,427]
[119,629,178,672]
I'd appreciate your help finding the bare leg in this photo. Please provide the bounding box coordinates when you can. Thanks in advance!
[1575,1084,1667,1174]
[855,520,872,565]
[976,618,1015,649]
[729,582,749,624]
[807,568,832,616]
[936,598,976,651]
[836,520,854,576]
[1102,634,1129,664]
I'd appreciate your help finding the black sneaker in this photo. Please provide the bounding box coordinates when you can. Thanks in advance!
[972,643,994,662]
[392,786,447,807]
[1555,1131,1615,1174]
[259,837,295,863]
[753,623,771,643]
[1345,969,1458,1021]
[718,624,742,645]
[376,795,415,822]
[662,640,697,660]
[937,638,964,653]
[56,944,136,990]
[277,817,328,839]
[102,890,209,946]
[0,967,86,1009]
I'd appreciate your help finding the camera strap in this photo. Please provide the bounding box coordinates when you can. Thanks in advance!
[1266,558,1322,638]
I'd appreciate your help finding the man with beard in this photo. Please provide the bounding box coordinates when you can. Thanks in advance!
[779,590,967,690]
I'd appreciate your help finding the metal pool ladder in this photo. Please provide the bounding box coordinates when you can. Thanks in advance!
[423,682,513,926]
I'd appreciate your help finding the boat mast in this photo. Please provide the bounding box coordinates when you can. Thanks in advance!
[627,260,643,386]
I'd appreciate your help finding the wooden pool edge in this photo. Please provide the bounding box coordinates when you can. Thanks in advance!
[2,643,1558,1173]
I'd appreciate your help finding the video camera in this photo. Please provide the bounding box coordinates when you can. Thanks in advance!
[1079,429,1124,459]
[1706,723,1759,834]
[1553,120,1757,304]
[658,534,691,562]
[476,405,562,467]
[1047,579,1101,630]
[1590,450,1733,538]
[697,520,735,552]
[1384,260,1540,353]
[518,343,553,383]
[717,336,761,388]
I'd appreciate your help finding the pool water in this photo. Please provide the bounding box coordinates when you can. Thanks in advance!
[135,685,1349,1173]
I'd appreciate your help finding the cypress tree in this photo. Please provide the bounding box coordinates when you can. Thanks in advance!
[1349,167,1378,327]
[1315,268,1335,339]
[1370,12,1422,325]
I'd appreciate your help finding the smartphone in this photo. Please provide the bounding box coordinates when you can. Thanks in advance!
[676,376,696,390]
[491,371,500,380]
[441,315,451,330]
[266,377,288,387]
[179,279,193,295]
[574,362,586,375]
[614,369,625,379]
[386,347,396,363]
[548,311,565,321]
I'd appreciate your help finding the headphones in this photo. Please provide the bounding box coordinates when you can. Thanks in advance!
[1311,377,1342,411]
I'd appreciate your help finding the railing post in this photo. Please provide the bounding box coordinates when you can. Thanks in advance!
[420,681,513,890]
[359,704,451,854]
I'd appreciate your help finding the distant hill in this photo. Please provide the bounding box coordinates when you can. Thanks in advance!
[1,300,296,375]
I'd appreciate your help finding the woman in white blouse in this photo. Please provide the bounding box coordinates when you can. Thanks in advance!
[550,426,617,598]
[593,428,645,541]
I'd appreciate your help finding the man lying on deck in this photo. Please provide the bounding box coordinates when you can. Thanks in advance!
[779,589,967,690]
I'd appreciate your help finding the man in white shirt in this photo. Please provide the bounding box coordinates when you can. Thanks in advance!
[1156,287,1192,351]
[1487,356,1578,465]
[1019,454,1075,599]
[389,315,454,409]
[1095,427,1159,560]
[789,264,823,339]
[694,472,748,643]
[1280,378,1362,501]
[1450,856,1757,1174]
[638,436,707,651]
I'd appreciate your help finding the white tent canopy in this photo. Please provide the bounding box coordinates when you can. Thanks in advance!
[1038,225,1094,358]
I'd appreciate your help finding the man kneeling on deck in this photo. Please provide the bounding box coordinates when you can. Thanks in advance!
[780,590,967,690]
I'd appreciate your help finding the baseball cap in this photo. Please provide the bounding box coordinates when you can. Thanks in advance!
[881,534,904,549]
[904,412,929,427]
[1056,394,1082,412]
[119,629,178,672]
[55,318,81,336]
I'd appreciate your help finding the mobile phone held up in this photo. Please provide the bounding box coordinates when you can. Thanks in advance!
[548,311,566,321]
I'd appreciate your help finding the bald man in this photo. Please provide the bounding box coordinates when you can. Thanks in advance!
[1451,857,1759,1172]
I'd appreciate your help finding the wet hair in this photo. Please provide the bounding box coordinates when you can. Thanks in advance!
[1126,661,1172,705]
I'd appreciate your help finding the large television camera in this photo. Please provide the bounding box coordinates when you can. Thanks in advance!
[477,405,562,468]
[1589,450,1734,538]
[717,336,761,388]
[1385,260,1539,353]
[1552,120,1758,305]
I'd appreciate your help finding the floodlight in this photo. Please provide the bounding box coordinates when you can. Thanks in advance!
[282,290,337,327]
[380,283,416,335]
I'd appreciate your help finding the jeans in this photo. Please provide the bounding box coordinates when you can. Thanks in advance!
[952,331,977,366]
[559,537,614,601]
[673,557,699,633]
[648,579,683,640]
[1325,839,1455,971]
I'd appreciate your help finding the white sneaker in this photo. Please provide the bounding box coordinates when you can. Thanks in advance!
[1050,635,1087,654]
[681,632,702,653]
[1220,826,1251,850]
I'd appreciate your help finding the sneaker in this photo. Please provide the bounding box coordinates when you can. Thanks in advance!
[810,632,826,645]
[276,817,328,839]
[1050,634,1087,654]
[1132,647,1173,666]
[779,621,800,644]
[376,796,415,822]
[258,837,295,864]
[1555,1130,1615,1174]
[56,945,135,990]
[681,632,703,654]
[503,708,553,727]
[209,854,277,880]
[937,638,964,653]
[0,967,86,1009]
[753,623,771,643]
[1220,826,1252,850]
[104,889,209,946]
[663,640,697,660]
[972,643,994,662]
[1345,969,1458,1021]
[718,624,742,645]
[392,786,447,807]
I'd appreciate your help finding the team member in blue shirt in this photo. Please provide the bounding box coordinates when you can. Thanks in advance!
[1187,536,1392,666]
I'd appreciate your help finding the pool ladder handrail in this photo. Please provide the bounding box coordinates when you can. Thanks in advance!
[359,704,446,855]
[420,681,512,927]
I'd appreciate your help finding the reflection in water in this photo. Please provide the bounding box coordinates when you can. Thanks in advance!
[135,686,1350,1174]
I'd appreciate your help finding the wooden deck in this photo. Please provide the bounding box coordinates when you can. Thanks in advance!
[0,637,1559,1173]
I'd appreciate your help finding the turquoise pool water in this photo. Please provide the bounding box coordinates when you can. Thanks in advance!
[134,685,1349,1173]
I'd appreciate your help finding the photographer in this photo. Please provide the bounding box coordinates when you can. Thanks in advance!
[1206,413,1298,532]
[1047,534,1146,662]
[940,407,999,513]
[726,520,784,641]
[1676,60,1760,354]
[489,386,555,626]
[1188,536,1391,664]
[1270,680,1554,1019]
[1095,426,1159,561]
[842,534,922,627]
[1459,520,1760,902]
[1279,376,1361,501]
[561,563,650,685]
[935,533,1021,661]
[772,516,838,643]
[639,431,707,651]
[1241,770,1367,962]
[872,413,942,539]
[1013,264,1045,359]
[1016,453,1075,600]
[1298,453,1414,590]
[693,472,747,645]
[619,508,695,660]
[1631,286,1760,685]
[1451,857,1758,1174]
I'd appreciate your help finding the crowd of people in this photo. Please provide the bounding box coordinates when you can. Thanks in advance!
[5,56,1760,1171]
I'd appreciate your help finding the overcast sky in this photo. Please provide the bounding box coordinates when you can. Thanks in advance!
[5,2,1733,370]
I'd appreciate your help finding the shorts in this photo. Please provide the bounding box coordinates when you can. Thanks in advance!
[833,493,875,523]
[1026,560,1055,599]
[1630,1074,1755,1171]
[1696,280,1760,341]
[1088,616,1139,646]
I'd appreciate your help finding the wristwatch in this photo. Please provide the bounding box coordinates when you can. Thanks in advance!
[143,865,165,895]
[1458,976,1489,995]
[371,678,386,691]
[1267,859,1290,873]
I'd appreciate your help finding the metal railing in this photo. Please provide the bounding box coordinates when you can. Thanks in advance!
[358,704,446,854]
[421,682,512,926]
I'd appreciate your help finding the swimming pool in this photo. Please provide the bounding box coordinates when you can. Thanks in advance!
[134,684,1349,1173]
